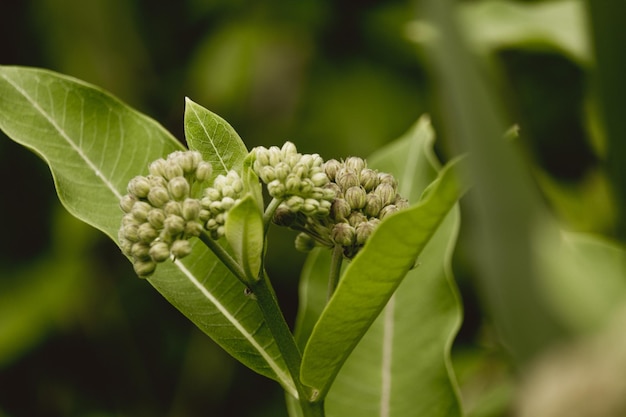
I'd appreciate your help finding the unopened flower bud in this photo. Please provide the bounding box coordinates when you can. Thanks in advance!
[345,186,367,210]
[375,183,396,206]
[178,151,200,174]
[184,221,203,237]
[164,162,184,180]
[355,220,377,245]
[364,193,382,217]
[345,156,366,173]
[128,176,151,198]
[195,161,213,182]
[121,223,139,242]
[120,194,137,213]
[295,232,315,252]
[360,169,379,191]
[302,198,321,215]
[310,172,329,187]
[330,198,351,221]
[394,197,409,209]
[163,201,182,217]
[285,195,304,212]
[168,177,190,200]
[348,211,367,227]
[331,223,355,247]
[268,146,282,166]
[182,198,201,220]
[137,222,158,243]
[131,242,151,260]
[133,260,157,277]
[147,186,170,207]
[282,141,297,156]
[131,201,152,222]
[149,159,167,177]
[149,241,171,262]
[164,215,185,235]
[378,173,398,188]
[336,169,360,190]
[267,180,286,198]
[324,159,342,181]
[379,204,399,219]
[274,162,291,181]
[171,239,192,259]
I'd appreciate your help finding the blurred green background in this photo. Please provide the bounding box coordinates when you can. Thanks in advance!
[0,0,622,416]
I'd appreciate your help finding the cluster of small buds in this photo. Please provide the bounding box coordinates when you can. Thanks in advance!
[286,156,408,259]
[200,170,244,239]
[251,142,336,217]
[118,151,212,277]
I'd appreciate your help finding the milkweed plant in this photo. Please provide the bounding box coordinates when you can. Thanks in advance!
[0,66,467,417]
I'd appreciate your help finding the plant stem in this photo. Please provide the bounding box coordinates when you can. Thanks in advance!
[198,231,247,285]
[263,197,283,234]
[327,244,344,300]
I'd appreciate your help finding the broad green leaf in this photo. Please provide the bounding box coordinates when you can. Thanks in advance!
[300,118,467,398]
[184,97,248,176]
[0,66,296,396]
[225,195,264,280]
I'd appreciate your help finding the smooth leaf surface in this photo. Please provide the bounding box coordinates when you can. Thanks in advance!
[225,195,264,280]
[300,117,467,398]
[184,97,248,176]
[0,66,295,395]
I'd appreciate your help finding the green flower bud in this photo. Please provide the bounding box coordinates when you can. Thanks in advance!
[282,141,297,156]
[119,237,133,256]
[378,173,398,188]
[267,180,286,198]
[137,222,158,243]
[355,220,377,245]
[168,176,190,200]
[182,198,201,220]
[324,183,341,198]
[330,198,351,221]
[133,260,157,277]
[274,162,291,181]
[164,215,185,235]
[184,221,203,237]
[131,242,151,260]
[360,168,379,191]
[310,172,329,187]
[336,169,360,190]
[348,211,367,227]
[147,186,170,207]
[295,232,315,252]
[171,239,193,259]
[379,204,399,219]
[127,176,151,198]
[149,241,171,262]
[253,147,270,167]
[394,197,409,209]
[195,161,213,182]
[259,166,276,183]
[131,201,152,222]
[375,183,396,206]
[268,146,282,166]
[331,223,355,247]
[163,201,182,217]
[121,223,139,242]
[345,186,367,210]
[148,175,168,189]
[122,213,139,227]
[324,159,342,181]
[302,198,321,215]
[199,209,211,222]
[147,208,166,229]
[317,200,331,216]
[364,193,382,217]
[203,188,221,202]
[120,194,137,213]
[345,156,366,173]
[164,162,184,180]
[284,195,304,212]
[149,159,167,177]
[178,151,201,174]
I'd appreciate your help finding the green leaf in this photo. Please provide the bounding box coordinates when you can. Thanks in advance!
[300,116,467,399]
[225,195,264,280]
[0,66,296,396]
[184,97,249,176]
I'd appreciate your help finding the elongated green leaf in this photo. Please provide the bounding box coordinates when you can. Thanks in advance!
[300,119,467,398]
[0,66,295,396]
[184,97,248,176]
[225,195,264,280]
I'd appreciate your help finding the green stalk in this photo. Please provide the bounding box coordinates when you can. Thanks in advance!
[263,197,283,234]
[198,231,247,285]
[249,271,325,416]
[327,244,344,300]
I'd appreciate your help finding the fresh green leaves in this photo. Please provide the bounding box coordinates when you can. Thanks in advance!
[225,195,264,280]
[0,66,296,396]
[296,117,466,415]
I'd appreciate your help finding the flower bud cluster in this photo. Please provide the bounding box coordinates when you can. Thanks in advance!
[200,170,244,239]
[252,142,335,217]
[118,151,213,277]
[286,156,408,258]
